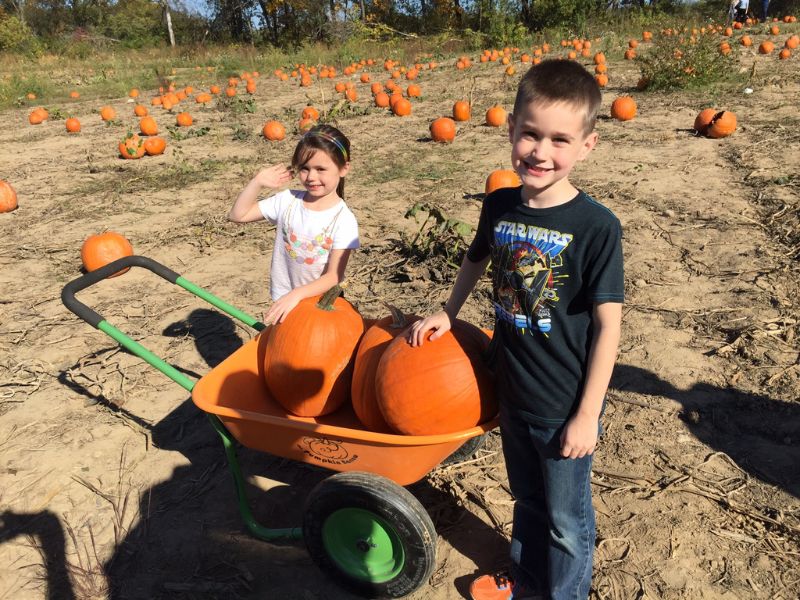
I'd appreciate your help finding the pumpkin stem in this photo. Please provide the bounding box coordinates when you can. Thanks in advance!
[317,285,342,311]
[382,302,407,329]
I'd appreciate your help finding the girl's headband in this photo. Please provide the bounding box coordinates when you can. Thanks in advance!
[304,130,349,161]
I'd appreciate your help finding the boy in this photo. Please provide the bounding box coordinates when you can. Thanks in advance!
[408,59,624,600]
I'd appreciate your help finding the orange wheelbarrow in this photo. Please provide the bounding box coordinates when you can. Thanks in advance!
[62,256,498,599]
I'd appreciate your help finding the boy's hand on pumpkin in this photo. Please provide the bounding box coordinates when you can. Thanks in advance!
[264,290,301,325]
[560,412,598,459]
[406,310,451,347]
[254,164,293,189]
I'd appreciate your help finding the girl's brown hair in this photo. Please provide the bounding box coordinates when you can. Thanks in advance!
[291,124,351,199]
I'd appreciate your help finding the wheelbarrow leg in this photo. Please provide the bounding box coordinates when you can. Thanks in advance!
[207,415,303,543]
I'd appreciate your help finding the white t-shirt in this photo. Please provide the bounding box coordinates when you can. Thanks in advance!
[258,189,359,300]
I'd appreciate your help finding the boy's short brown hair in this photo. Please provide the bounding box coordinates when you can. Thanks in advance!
[513,59,602,136]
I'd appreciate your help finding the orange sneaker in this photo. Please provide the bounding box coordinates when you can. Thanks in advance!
[469,574,513,600]
[469,573,542,600]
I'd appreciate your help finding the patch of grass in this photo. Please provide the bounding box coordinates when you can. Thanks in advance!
[73,158,227,197]
[167,125,211,141]
[637,33,742,92]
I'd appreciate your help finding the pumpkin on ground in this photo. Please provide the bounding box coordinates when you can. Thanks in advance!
[176,112,193,127]
[391,98,412,116]
[0,180,18,213]
[693,108,718,134]
[375,319,496,435]
[485,105,507,127]
[29,107,48,125]
[119,132,145,159]
[144,136,167,156]
[263,286,364,417]
[302,106,320,121]
[100,106,116,121]
[453,100,471,121]
[485,169,522,194]
[263,120,286,141]
[610,96,637,121]
[430,117,456,143]
[139,116,158,136]
[65,118,81,133]
[707,111,737,138]
[351,307,420,432]
[80,231,134,277]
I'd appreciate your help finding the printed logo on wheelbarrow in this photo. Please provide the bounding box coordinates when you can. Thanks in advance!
[299,437,359,465]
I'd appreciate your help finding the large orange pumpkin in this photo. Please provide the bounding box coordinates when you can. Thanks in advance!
[80,232,134,277]
[485,169,521,194]
[100,106,116,121]
[144,136,167,156]
[351,307,420,432]
[430,117,456,143]
[263,286,364,417]
[707,111,736,138]
[391,98,412,116]
[693,108,717,134]
[485,105,507,127]
[28,107,48,125]
[263,120,286,141]
[119,133,145,159]
[453,100,471,121]
[139,116,158,136]
[65,118,81,133]
[610,96,637,121]
[0,180,18,213]
[375,319,496,435]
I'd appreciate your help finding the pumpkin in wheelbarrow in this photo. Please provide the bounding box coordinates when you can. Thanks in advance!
[351,305,420,432]
[376,319,496,435]
[263,286,364,417]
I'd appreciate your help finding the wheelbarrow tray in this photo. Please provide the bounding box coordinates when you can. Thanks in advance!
[192,331,498,486]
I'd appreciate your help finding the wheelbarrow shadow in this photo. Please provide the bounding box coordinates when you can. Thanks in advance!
[70,308,509,599]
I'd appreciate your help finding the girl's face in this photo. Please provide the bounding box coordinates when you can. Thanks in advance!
[296,149,349,201]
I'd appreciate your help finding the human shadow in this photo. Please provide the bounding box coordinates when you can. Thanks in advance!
[59,308,506,599]
[0,510,76,600]
[610,363,800,498]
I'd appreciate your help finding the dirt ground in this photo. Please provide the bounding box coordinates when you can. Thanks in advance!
[1,36,798,600]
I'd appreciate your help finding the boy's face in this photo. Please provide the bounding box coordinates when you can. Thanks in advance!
[508,100,598,203]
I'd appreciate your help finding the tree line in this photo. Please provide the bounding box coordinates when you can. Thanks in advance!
[2,0,790,53]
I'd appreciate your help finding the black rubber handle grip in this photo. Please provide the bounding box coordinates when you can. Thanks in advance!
[61,255,181,328]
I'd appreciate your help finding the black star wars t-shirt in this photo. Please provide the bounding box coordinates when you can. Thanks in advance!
[467,187,624,425]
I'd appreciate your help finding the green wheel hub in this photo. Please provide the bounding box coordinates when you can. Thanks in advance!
[322,508,405,583]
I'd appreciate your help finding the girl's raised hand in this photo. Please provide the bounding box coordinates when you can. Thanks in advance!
[253,164,293,189]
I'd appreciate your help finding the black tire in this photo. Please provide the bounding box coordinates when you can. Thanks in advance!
[303,471,437,599]
[440,434,488,466]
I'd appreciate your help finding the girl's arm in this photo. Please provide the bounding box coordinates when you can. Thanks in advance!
[560,301,622,459]
[229,165,292,223]
[263,248,353,324]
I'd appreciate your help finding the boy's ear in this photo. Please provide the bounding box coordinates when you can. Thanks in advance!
[578,131,599,161]
[507,113,515,144]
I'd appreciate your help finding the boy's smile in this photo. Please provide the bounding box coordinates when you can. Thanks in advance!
[508,100,597,208]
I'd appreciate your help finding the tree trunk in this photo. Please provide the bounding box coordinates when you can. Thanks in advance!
[163,1,176,47]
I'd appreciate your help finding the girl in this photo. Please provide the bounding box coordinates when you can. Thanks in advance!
[228,124,359,324]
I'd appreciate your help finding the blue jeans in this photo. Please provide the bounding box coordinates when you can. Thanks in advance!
[500,405,596,600]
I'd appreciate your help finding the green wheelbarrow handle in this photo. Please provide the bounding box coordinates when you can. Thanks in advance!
[61,255,266,392]
[61,255,302,543]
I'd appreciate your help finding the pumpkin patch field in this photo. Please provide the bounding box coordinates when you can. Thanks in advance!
[1,21,799,600]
